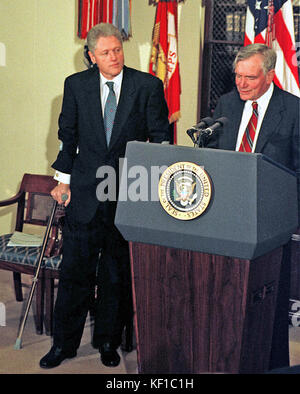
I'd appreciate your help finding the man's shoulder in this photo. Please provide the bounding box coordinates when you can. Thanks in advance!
[65,67,97,83]
[123,65,162,85]
[219,89,240,101]
[216,89,242,111]
[272,85,300,117]
[273,85,300,102]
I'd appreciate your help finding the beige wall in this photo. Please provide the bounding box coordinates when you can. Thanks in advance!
[0,0,204,233]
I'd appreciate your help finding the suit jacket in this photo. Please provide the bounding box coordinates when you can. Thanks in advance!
[52,65,169,223]
[206,85,300,223]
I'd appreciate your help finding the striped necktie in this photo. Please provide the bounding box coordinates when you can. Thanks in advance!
[104,81,117,146]
[239,101,258,153]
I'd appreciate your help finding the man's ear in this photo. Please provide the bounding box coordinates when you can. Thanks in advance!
[267,69,275,84]
[88,50,96,64]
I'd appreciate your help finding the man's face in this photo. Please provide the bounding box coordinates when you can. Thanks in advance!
[89,35,124,80]
[235,54,275,101]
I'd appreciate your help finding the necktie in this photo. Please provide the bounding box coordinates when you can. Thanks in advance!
[239,101,258,153]
[104,81,117,145]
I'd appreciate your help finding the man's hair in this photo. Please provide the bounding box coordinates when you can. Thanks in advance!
[233,43,277,75]
[87,23,123,53]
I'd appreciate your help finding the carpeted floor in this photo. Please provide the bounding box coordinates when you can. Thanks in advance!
[1,269,300,374]
[0,270,137,374]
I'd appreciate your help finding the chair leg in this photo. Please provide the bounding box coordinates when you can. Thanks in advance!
[34,275,44,335]
[45,277,55,336]
[13,272,23,301]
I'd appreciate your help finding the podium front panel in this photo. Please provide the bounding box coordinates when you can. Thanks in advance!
[115,142,297,260]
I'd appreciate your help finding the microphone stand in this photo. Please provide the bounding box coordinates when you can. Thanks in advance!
[195,130,208,148]
[187,128,208,148]
[187,117,227,148]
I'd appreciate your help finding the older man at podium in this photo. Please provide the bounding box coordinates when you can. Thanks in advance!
[206,43,300,371]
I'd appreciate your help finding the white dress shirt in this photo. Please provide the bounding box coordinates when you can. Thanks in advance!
[235,82,274,152]
[54,70,123,184]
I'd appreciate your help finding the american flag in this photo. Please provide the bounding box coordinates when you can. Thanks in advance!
[244,0,300,97]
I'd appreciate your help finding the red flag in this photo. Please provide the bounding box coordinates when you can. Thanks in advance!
[100,0,113,23]
[149,0,181,143]
[244,0,299,97]
[78,1,131,40]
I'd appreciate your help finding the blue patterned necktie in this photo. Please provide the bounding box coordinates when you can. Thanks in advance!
[104,81,117,145]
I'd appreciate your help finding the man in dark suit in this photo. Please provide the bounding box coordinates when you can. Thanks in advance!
[206,43,300,370]
[40,23,169,369]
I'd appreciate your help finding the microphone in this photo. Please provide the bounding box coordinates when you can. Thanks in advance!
[186,117,214,143]
[202,117,228,136]
[190,117,214,131]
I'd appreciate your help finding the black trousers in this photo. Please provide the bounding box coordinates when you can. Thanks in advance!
[53,206,133,352]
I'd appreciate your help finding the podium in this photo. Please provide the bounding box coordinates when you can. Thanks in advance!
[115,142,298,374]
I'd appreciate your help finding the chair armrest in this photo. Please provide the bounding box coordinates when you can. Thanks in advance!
[0,191,24,207]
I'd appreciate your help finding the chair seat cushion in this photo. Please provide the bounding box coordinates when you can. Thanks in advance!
[0,233,62,269]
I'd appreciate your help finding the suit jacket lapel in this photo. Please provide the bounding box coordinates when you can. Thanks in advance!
[231,96,244,149]
[83,67,108,149]
[255,86,284,153]
[223,90,244,150]
[108,66,136,150]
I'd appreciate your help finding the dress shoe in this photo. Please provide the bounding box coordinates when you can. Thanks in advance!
[99,342,120,367]
[39,346,77,369]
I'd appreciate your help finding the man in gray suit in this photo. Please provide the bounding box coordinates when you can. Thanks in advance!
[207,43,300,370]
[40,23,169,369]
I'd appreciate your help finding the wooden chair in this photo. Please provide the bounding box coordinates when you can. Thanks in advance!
[0,173,62,334]
[0,173,133,349]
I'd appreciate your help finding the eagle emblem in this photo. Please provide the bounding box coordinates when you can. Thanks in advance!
[175,177,197,206]
[158,162,212,220]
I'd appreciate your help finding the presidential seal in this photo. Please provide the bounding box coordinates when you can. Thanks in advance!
[158,162,212,220]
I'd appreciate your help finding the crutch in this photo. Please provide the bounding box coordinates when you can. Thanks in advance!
[14,194,68,349]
